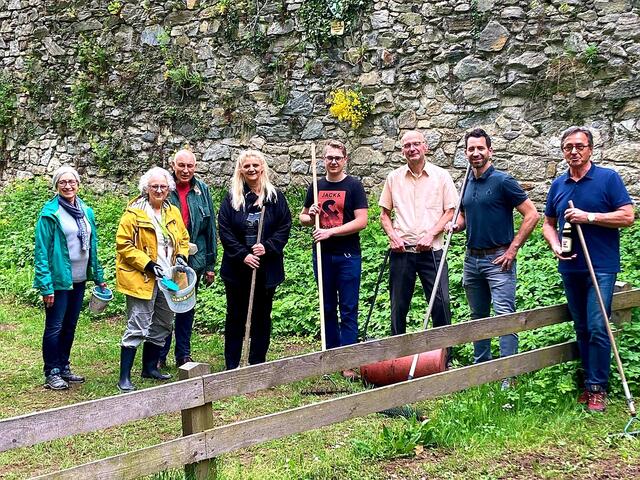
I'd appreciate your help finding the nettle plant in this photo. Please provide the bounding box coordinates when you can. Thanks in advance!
[327,87,372,129]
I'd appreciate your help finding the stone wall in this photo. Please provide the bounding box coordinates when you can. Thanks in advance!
[1,0,640,203]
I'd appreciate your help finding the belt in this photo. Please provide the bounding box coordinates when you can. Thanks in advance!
[467,244,510,257]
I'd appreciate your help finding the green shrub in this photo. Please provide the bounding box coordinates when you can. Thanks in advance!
[0,179,638,399]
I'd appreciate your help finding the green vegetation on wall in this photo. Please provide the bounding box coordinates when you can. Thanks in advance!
[0,74,16,153]
[297,0,370,48]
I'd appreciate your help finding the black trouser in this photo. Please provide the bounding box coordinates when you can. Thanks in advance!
[160,274,202,363]
[224,279,276,369]
[389,249,451,335]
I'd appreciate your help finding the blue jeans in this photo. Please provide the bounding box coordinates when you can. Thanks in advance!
[313,252,361,349]
[160,275,202,362]
[463,251,518,363]
[562,271,615,392]
[42,282,86,377]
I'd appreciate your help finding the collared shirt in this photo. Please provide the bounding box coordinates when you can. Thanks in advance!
[379,162,457,250]
[462,165,528,249]
[544,163,632,273]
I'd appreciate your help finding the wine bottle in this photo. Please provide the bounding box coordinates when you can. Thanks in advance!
[561,221,573,258]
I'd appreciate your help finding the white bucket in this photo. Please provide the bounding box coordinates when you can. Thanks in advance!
[158,266,197,314]
[89,286,113,314]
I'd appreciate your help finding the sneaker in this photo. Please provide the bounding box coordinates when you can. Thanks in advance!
[587,392,607,412]
[342,369,360,381]
[500,378,515,391]
[61,367,85,384]
[176,356,194,367]
[577,390,589,404]
[44,370,69,390]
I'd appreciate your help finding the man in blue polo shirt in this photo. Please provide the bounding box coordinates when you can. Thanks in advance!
[448,128,539,385]
[543,126,634,412]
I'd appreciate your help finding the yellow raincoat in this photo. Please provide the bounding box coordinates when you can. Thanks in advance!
[115,200,189,300]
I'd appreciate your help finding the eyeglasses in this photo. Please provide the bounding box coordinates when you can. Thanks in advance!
[562,144,589,153]
[324,156,344,163]
[149,185,169,192]
[402,141,424,150]
[58,180,77,187]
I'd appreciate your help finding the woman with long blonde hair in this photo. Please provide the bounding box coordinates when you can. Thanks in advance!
[218,150,291,368]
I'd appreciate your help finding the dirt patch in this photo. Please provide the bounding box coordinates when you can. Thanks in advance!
[382,445,640,479]
[0,322,16,331]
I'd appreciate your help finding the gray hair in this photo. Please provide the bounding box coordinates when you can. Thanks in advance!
[172,149,196,165]
[52,165,80,189]
[560,126,594,148]
[138,166,176,194]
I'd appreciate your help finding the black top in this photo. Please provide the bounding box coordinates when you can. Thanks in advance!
[304,175,368,254]
[218,188,292,288]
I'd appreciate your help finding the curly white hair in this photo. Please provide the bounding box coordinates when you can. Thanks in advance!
[138,166,176,194]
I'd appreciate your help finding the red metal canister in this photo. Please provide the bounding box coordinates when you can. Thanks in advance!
[360,349,447,386]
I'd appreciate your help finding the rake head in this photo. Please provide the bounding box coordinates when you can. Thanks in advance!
[608,415,640,439]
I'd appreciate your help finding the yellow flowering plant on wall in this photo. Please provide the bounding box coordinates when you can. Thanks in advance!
[327,87,372,129]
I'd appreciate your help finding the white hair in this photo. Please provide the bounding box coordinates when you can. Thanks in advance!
[172,149,196,165]
[138,167,176,194]
[52,165,80,189]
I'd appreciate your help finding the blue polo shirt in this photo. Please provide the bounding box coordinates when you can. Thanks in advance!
[544,163,632,273]
[462,165,528,249]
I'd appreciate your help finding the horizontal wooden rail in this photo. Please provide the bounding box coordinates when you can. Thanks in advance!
[37,341,579,479]
[3,288,638,453]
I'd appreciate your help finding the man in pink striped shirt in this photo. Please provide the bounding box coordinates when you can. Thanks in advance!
[379,130,458,336]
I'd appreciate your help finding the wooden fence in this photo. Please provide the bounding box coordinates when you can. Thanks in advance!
[1,285,638,479]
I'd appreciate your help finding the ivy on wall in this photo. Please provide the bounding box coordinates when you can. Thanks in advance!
[297,0,371,47]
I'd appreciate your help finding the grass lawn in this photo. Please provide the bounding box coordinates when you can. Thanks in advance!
[1,298,639,480]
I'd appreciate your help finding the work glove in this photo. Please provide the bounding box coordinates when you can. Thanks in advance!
[175,255,189,272]
[144,261,165,279]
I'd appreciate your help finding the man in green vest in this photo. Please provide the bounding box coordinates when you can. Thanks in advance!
[159,149,217,368]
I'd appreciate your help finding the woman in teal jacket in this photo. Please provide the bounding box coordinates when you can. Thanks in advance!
[34,166,107,390]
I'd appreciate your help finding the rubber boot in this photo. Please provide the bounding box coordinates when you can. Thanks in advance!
[117,346,137,392]
[141,342,172,380]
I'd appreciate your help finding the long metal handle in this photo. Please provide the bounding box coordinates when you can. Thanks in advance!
[241,205,267,368]
[408,163,472,380]
[568,200,635,416]
[311,143,327,351]
[361,249,391,341]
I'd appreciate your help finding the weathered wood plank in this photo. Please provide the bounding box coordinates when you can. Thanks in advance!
[179,363,215,480]
[612,282,632,325]
[4,289,638,454]
[40,342,578,479]
[204,342,579,457]
[202,290,639,402]
[33,433,208,480]
[0,379,203,452]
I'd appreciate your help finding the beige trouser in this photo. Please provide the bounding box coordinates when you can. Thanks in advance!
[121,284,174,348]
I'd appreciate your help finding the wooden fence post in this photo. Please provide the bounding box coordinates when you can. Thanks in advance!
[612,281,632,325]
[179,363,216,480]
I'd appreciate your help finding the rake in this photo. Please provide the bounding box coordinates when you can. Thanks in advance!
[568,200,639,438]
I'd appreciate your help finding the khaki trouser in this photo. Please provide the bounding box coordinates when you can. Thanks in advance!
[121,284,174,348]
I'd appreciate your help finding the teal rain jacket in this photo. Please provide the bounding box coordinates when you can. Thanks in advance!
[34,196,105,296]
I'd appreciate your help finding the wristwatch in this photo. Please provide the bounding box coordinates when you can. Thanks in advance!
[587,212,596,223]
